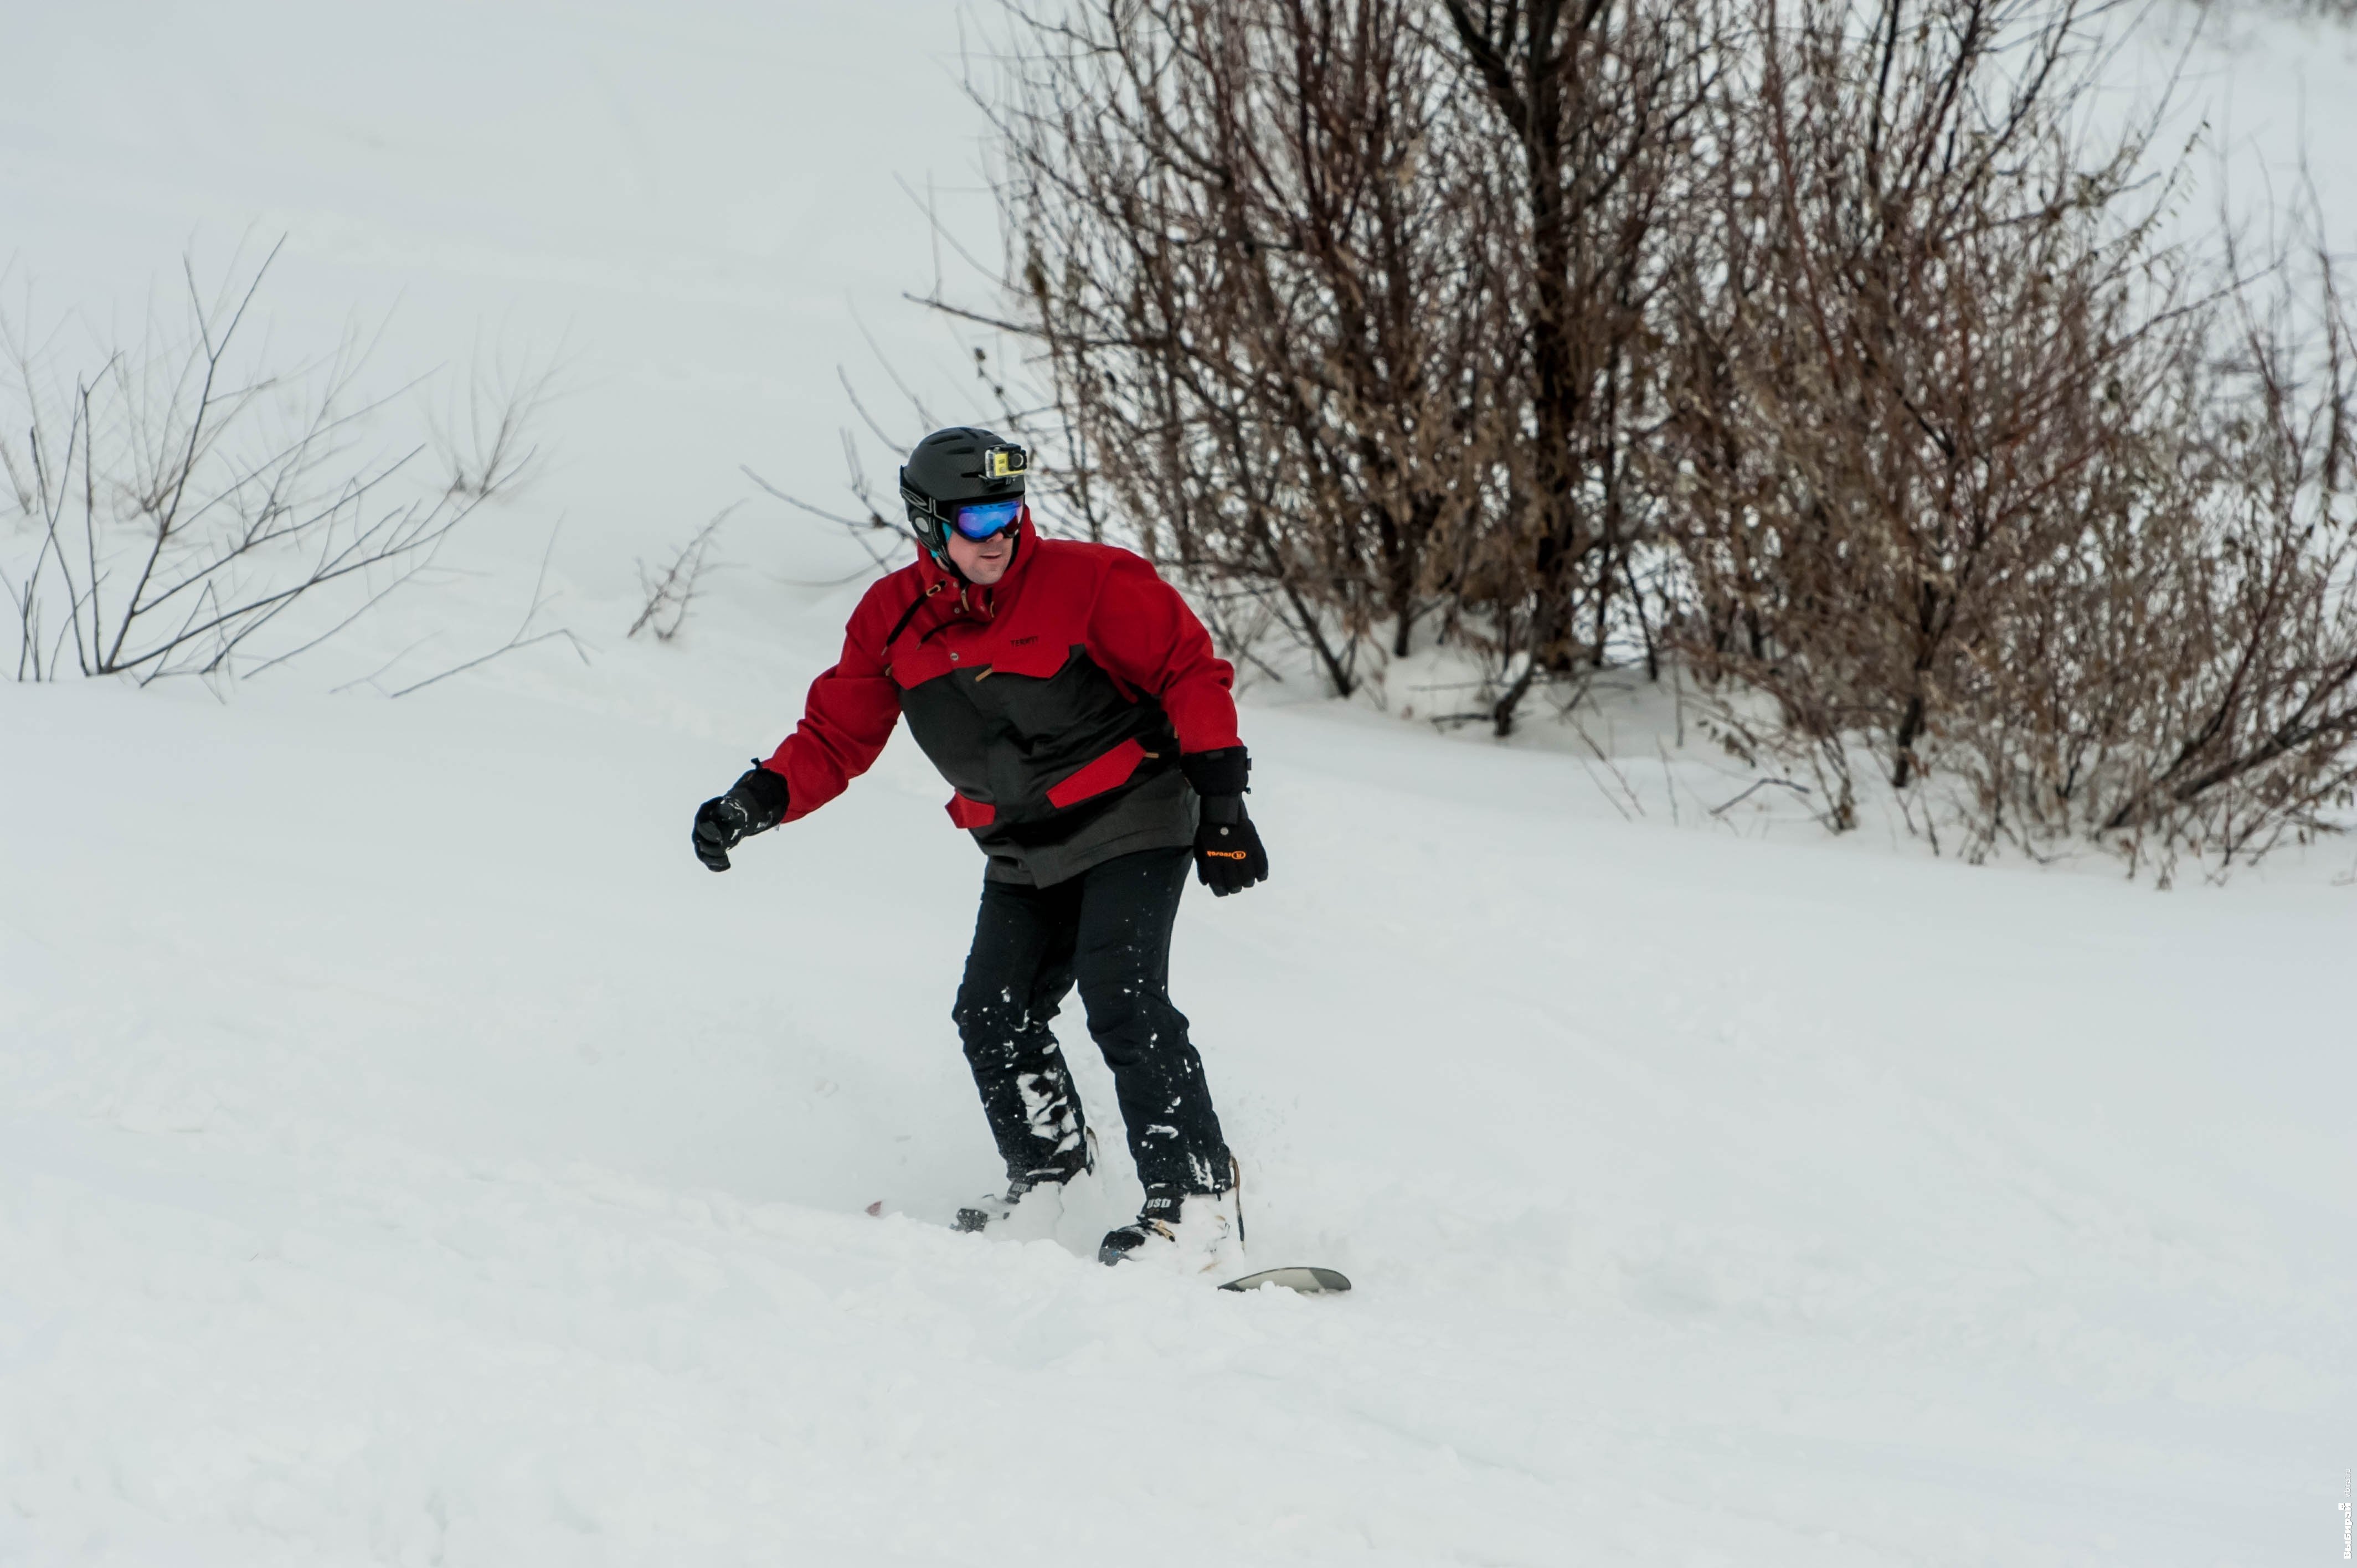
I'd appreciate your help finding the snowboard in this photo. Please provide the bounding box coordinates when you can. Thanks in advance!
[1219,1265,1352,1295]
[868,1196,1351,1294]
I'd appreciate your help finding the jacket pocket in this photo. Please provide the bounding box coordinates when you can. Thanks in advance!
[1044,737,1149,809]
[945,792,996,829]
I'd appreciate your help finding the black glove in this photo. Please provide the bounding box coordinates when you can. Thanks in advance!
[1182,747,1268,896]
[693,764,791,873]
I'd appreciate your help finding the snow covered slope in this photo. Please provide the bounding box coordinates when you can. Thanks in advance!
[6,4,2357,1565]
[7,633,2357,1566]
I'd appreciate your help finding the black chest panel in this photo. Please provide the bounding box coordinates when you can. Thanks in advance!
[897,647,1175,824]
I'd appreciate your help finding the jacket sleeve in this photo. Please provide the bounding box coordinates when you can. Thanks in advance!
[758,581,907,822]
[1083,552,1243,755]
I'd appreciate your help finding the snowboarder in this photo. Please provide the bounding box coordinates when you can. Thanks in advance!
[690,427,1269,1268]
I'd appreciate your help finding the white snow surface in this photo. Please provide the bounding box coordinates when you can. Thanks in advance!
[7,4,2357,1565]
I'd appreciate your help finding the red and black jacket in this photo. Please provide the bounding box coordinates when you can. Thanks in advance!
[759,512,1241,883]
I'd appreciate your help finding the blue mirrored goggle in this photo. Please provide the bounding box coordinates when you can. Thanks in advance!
[950,499,1023,541]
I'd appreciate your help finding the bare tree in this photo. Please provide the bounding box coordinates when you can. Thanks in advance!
[2,241,547,685]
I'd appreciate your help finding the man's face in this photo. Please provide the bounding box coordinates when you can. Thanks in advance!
[944,519,1017,585]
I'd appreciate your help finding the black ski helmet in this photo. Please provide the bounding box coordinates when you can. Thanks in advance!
[899,426,1028,556]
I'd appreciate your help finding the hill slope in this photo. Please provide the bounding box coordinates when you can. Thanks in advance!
[7,3,2357,1562]
[5,643,2354,1564]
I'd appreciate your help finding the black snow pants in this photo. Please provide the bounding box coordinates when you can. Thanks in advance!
[953,845,1233,1195]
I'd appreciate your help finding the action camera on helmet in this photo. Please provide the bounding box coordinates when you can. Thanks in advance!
[899,427,1028,554]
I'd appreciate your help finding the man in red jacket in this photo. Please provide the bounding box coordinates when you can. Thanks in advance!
[691,427,1269,1268]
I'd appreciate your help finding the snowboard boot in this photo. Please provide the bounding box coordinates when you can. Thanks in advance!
[1098,1157,1245,1272]
[954,1129,1097,1234]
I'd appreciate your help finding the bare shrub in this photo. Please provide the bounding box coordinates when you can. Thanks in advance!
[2,242,545,685]
[1431,0,1717,731]
[336,521,586,699]
[965,1,1716,721]
[629,504,737,642]
[1968,223,2357,872]
[963,0,2357,870]
[428,337,562,502]
[968,0,1519,698]
[744,419,928,582]
[1652,0,2357,869]
[1646,0,2178,829]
